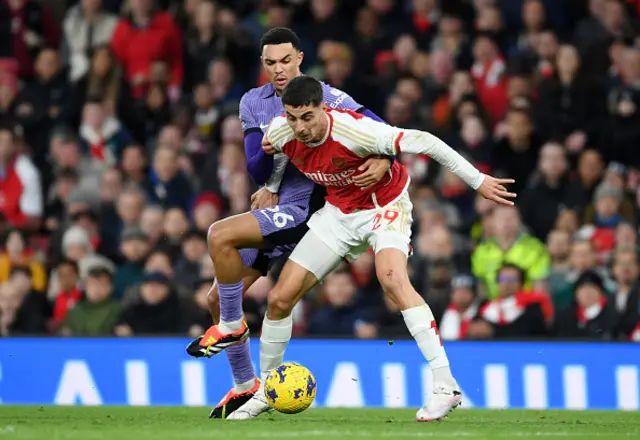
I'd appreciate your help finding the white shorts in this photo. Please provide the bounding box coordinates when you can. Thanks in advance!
[289,191,413,280]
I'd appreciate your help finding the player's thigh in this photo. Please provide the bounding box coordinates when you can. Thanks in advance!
[269,230,343,315]
[367,194,413,259]
[208,211,265,251]
[306,204,360,258]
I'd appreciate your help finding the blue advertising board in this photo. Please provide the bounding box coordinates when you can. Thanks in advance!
[0,339,638,410]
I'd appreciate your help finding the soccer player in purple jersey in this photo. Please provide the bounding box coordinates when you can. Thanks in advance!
[185,28,392,418]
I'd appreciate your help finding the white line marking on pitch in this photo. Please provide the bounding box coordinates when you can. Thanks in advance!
[247,431,637,438]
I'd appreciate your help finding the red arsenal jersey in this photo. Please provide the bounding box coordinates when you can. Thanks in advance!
[267,109,409,214]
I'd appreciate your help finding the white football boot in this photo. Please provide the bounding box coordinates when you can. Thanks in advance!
[226,381,272,420]
[416,386,462,422]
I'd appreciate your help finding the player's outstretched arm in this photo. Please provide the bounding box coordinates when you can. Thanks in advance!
[399,129,516,206]
[353,117,517,206]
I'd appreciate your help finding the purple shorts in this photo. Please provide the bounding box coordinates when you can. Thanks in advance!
[243,202,311,275]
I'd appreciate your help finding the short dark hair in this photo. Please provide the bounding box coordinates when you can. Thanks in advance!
[282,76,323,108]
[57,258,79,274]
[260,27,300,51]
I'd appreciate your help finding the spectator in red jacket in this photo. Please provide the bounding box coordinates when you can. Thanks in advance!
[0,0,60,79]
[0,122,42,229]
[110,0,183,101]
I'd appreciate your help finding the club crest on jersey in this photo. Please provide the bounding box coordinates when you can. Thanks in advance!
[331,157,347,169]
[293,157,304,166]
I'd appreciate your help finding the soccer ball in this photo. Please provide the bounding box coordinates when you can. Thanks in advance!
[264,362,317,414]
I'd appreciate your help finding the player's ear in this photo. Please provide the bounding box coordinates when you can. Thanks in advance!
[321,102,328,111]
[297,51,304,67]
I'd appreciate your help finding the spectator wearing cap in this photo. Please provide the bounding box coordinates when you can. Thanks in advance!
[191,192,223,234]
[110,0,183,101]
[553,270,617,340]
[49,259,82,331]
[0,229,46,292]
[0,125,43,229]
[468,263,552,340]
[175,228,207,290]
[47,225,115,299]
[59,266,120,336]
[472,205,550,299]
[439,274,480,341]
[113,227,150,298]
[115,271,189,336]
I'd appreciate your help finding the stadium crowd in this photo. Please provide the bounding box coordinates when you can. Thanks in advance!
[0,0,639,341]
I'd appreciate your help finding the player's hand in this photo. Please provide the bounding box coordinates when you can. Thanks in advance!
[353,157,392,190]
[262,136,276,155]
[476,175,516,206]
[251,187,279,210]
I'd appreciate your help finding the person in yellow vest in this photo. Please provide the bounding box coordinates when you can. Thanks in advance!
[472,205,550,299]
[0,229,47,292]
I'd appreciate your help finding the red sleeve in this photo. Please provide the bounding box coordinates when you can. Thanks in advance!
[165,17,184,87]
[110,21,128,71]
[40,7,60,48]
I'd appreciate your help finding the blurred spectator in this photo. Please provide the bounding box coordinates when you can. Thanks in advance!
[115,271,190,335]
[0,266,50,335]
[519,142,579,240]
[139,204,165,247]
[307,269,374,337]
[553,270,617,339]
[611,246,640,338]
[0,229,46,291]
[440,274,480,341]
[110,0,183,100]
[59,266,120,336]
[0,122,43,229]
[79,98,133,165]
[174,228,207,290]
[144,145,193,210]
[50,259,81,330]
[472,206,550,299]
[1,0,60,78]
[113,227,149,298]
[468,263,551,339]
[63,0,118,82]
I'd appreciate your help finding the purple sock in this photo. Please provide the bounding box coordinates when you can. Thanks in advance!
[218,280,244,323]
[225,340,257,386]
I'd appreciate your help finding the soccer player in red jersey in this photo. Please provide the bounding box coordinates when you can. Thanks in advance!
[220,76,516,421]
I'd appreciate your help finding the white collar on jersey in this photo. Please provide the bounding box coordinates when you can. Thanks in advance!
[306,113,332,147]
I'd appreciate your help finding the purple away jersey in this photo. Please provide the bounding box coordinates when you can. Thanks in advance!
[239,80,364,205]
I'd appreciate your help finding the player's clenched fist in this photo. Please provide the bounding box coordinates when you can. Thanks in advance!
[262,136,277,155]
[477,175,517,206]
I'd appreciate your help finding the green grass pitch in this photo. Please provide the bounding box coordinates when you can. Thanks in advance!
[0,406,638,440]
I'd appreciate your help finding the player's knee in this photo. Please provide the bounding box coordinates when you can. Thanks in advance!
[207,221,235,252]
[267,287,296,320]
[376,263,419,309]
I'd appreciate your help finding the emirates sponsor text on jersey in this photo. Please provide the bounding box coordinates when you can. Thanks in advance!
[303,169,357,187]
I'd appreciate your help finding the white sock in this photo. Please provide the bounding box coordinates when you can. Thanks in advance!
[402,304,456,389]
[259,316,293,382]
[234,377,257,393]
[219,318,243,333]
